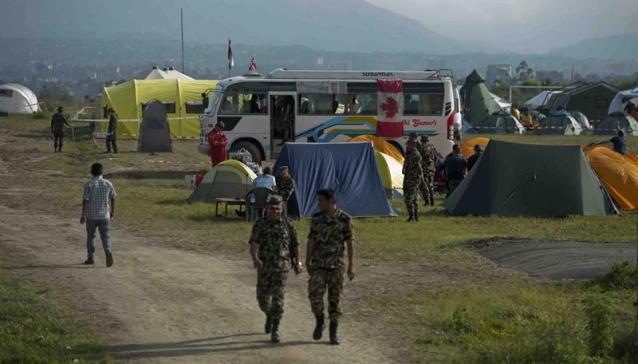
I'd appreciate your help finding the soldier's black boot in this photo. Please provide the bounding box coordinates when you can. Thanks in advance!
[414,207,419,221]
[270,320,280,344]
[264,313,272,334]
[313,314,324,340]
[329,321,340,345]
[406,210,413,222]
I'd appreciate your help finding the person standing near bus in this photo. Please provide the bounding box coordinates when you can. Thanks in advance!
[403,140,423,222]
[207,122,228,167]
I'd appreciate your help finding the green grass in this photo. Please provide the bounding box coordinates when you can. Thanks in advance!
[2,114,637,363]
[381,279,636,363]
[0,273,112,364]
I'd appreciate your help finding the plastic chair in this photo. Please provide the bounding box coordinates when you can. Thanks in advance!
[245,187,273,221]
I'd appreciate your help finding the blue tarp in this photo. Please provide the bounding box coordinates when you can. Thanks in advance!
[462,117,476,133]
[274,142,397,218]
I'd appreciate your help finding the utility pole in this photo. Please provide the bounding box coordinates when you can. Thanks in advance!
[570,64,574,82]
[180,7,185,73]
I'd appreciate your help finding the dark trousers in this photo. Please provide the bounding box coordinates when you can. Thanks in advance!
[106,134,118,153]
[53,132,64,151]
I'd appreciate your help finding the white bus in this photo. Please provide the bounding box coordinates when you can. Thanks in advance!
[200,69,457,162]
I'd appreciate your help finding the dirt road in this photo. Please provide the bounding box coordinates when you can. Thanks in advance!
[0,203,389,363]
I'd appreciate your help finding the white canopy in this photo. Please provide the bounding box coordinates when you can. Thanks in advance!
[0,83,39,114]
[141,67,193,80]
[608,87,638,115]
[524,90,560,110]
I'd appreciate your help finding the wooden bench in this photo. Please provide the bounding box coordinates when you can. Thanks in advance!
[215,198,246,218]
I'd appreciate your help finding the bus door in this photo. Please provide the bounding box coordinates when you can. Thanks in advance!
[269,92,296,159]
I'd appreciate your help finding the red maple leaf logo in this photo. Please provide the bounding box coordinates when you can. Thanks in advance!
[380,96,399,119]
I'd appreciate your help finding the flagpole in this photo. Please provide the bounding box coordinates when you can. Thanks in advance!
[180,7,185,73]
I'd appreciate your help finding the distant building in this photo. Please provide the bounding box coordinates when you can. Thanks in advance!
[486,64,512,85]
[516,61,536,81]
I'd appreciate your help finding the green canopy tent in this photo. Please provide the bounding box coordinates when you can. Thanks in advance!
[536,114,583,135]
[444,140,617,217]
[594,113,638,136]
[460,70,524,134]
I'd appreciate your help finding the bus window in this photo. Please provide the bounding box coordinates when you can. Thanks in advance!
[298,93,352,115]
[348,93,376,115]
[403,93,444,116]
[219,92,268,115]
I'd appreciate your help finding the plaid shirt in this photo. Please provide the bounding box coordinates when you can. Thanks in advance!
[83,176,117,220]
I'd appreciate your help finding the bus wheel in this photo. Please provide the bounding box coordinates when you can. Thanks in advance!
[230,141,263,164]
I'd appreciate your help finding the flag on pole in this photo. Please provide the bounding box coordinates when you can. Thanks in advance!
[376,79,404,137]
[248,56,257,72]
[227,38,234,72]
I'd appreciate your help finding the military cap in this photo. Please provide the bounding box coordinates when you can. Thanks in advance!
[215,121,225,130]
[267,195,283,205]
[408,132,418,138]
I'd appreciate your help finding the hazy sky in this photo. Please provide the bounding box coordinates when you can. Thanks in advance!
[366,0,638,53]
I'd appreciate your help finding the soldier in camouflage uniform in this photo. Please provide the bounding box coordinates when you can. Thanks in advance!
[249,195,303,343]
[306,189,355,345]
[275,166,296,216]
[419,136,437,206]
[403,140,423,222]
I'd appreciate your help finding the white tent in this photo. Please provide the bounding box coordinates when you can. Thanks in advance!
[490,91,511,111]
[525,90,560,110]
[140,67,194,80]
[608,87,638,115]
[0,83,39,114]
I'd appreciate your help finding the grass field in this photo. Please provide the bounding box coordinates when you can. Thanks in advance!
[0,273,112,363]
[1,114,637,362]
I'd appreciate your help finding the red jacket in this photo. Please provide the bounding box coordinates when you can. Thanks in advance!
[207,129,228,166]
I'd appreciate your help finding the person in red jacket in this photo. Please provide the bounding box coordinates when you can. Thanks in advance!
[207,122,228,167]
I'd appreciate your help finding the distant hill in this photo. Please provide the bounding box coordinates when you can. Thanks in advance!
[0,0,464,54]
[550,33,638,60]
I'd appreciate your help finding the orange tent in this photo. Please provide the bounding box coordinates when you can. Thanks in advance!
[584,146,638,210]
[461,137,490,158]
[350,135,404,163]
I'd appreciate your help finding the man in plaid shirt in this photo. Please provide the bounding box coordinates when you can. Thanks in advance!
[80,163,116,266]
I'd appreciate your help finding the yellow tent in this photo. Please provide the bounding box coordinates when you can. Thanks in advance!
[584,146,638,211]
[351,135,404,163]
[101,79,216,138]
[375,151,404,190]
[461,137,490,158]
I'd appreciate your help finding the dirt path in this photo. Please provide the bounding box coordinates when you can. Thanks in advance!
[0,204,389,363]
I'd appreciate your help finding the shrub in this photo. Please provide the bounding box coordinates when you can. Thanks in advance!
[584,292,614,358]
[593,261,637,291]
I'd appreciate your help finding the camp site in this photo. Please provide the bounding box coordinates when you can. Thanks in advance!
[1,1,637,363]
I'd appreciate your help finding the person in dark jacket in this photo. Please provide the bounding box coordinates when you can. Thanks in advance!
[106,108,118,154]
[467,144,483,172]
[51,106,71,152]
[443,144,467,197]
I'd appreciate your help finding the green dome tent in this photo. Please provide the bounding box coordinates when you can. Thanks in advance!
[444,140,617,217]
[595,113,638,136]
[536,114,583,135]
[460,70,524,134]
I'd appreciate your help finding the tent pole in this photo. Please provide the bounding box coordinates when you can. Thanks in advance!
[180,7,185,73]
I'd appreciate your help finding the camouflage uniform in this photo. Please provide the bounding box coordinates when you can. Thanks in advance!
[250,215,299,322]
[307,210,354,323]
[275,176,295,202]
[403,148,423,213]
[418,143,437,205]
